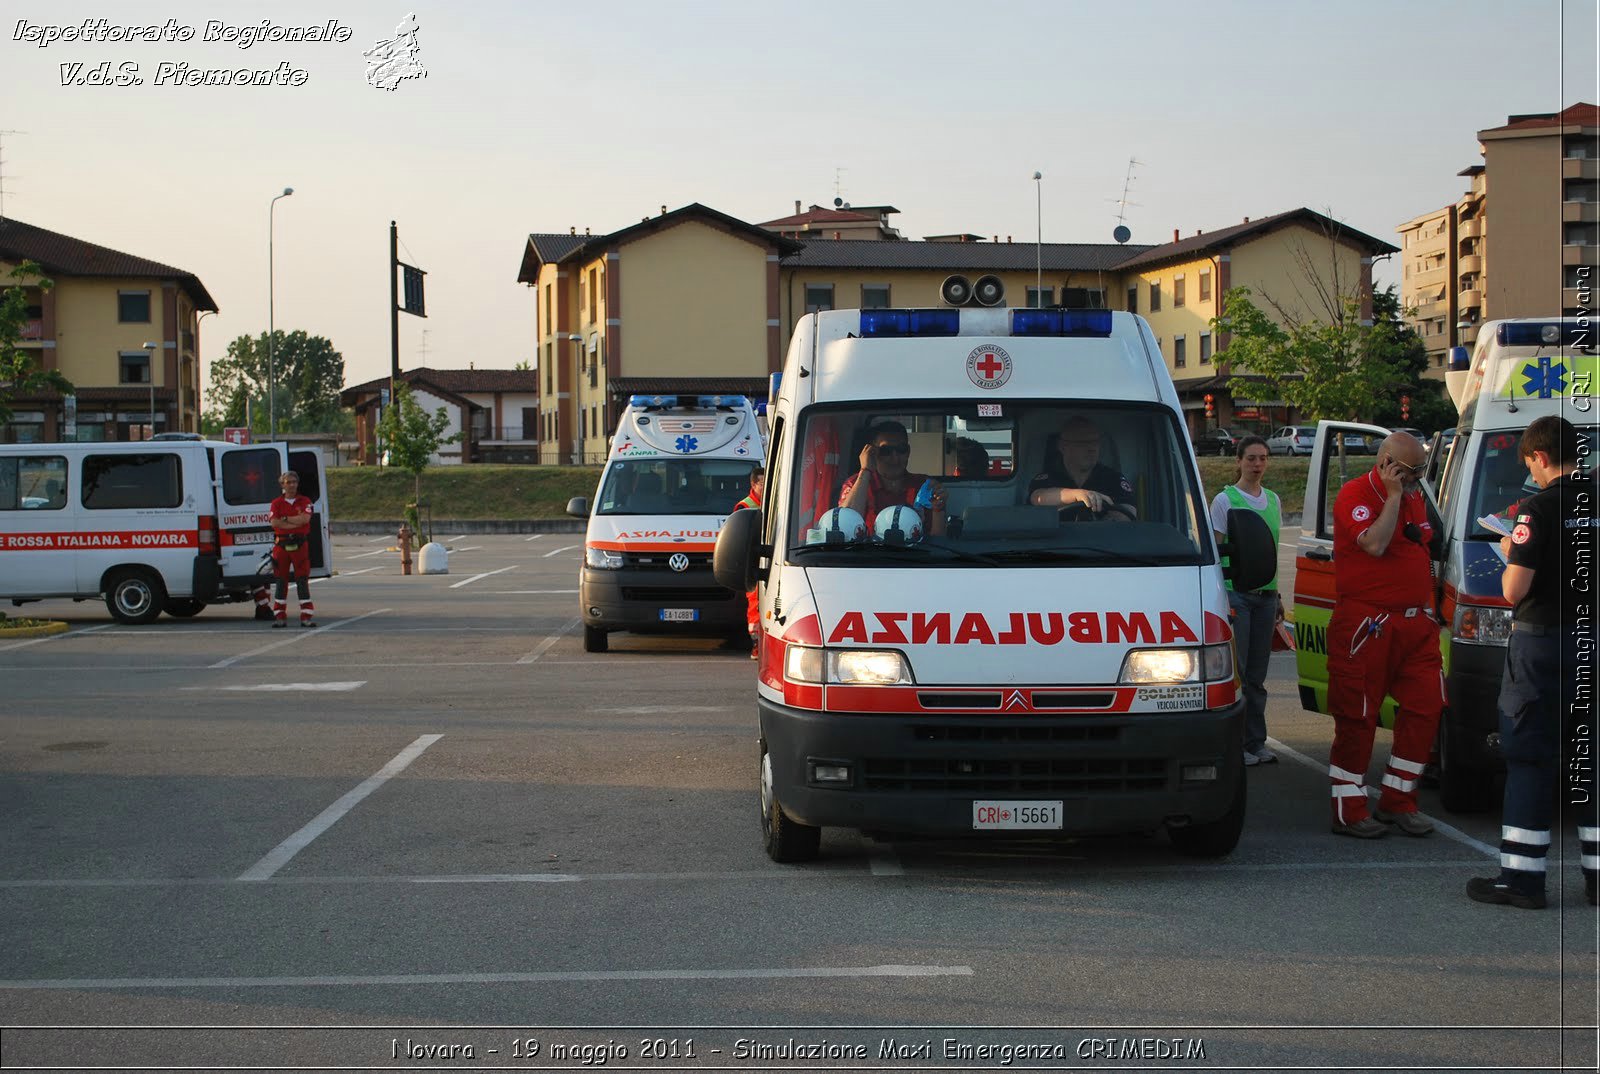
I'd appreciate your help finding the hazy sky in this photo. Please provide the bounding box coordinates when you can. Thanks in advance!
[2,1,1596,395]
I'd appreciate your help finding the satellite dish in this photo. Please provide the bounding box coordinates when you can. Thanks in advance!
[1113,225,1132,244]
[833,197,843,207]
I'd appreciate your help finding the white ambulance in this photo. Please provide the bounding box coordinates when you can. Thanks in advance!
[1293,318,1597,812]
[567,394,765,653]
[714,301,1275,862]
[1,439,331,624]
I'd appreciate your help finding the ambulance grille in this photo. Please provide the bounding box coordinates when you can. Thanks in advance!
[624,552,713,569]
[621,586,734,603]
[863,754,1165,794]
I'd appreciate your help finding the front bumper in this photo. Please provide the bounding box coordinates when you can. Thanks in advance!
[580,566,743,633]
[760,694,1245,836]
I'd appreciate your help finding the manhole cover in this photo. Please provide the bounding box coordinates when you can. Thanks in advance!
[41,741,107,752]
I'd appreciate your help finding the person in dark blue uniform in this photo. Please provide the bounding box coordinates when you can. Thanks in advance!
[1026,415,1136,521]
[1468,415,1598,910]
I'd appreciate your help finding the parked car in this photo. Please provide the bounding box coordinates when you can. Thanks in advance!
[1391,426,1426,440]
[1266,425,1315,455]
[1340,432,1379,455]
[1192,427,1243,456]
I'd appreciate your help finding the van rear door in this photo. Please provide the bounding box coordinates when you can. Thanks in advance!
[289,448,332,576]
[213,444,285,583]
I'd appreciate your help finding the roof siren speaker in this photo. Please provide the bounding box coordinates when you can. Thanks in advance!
[972,275,1005,307]
[940,275,973,306]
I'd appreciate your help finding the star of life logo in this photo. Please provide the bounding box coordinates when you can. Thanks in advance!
[1351,505,1371,523]
[966,345,1012,390]
[364,13,426,90]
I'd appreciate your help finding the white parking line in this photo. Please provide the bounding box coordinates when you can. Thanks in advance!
[1267,736,1498,858]
[517,618,579,663]
[238,733,442,882]
[0,623,114,652]
[209,609,389,669]
[448,565,517,589]
[492,589,578,594]
[345,548,392,560]
[0,964,974,990]
[335,566,382,577]
[367,535,392,543]
[523,534,545,541]
[450,546,482,553]
[218,682,367,692]
[542,544,579,558]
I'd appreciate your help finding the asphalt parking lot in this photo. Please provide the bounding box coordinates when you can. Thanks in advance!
[1,534,1596,1070]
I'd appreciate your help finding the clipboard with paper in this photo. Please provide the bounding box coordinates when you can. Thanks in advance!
[1477,514,1512,563]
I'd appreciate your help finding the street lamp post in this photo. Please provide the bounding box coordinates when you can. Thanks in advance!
[268,187,294,442]
[142,341,159,439]
[1033,171,1043,307]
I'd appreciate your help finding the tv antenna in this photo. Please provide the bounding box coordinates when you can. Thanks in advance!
[418,328,430,364]
[833,167,847,203]
[0,130,27,219]
[1110,156,1141,243]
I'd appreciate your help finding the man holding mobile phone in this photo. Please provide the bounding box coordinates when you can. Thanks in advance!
[839,420,947,537]
[1326,432,1441,838]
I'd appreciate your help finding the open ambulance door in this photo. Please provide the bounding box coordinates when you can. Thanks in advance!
[1292,419,1402,722]
[288,448,332,576]
[212,443,287,590]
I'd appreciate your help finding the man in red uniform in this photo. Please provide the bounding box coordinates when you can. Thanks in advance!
[838,420,946,536]
[269,470,317,628]
[734,466,764,659]
[1327,432,1442,838]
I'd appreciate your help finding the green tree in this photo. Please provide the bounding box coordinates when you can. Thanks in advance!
[378,381,462,535]
[203,330,351,435]
[0,262,71,426]
[1363,287,1459,433]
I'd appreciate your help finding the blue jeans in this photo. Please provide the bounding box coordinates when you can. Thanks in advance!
[1229,588,1277,754]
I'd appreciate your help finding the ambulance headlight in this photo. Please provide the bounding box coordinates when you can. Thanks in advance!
[1118,644,1232,684]
[585,547,624,570]
[828,649,912,686]
[785,644,824,683]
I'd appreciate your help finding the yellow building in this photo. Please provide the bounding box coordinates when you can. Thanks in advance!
[517,204,1394,460]
[1,217,216,442]
[1397,102,1597,363]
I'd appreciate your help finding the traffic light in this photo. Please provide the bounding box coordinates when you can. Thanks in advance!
[1204,393,1215,419]
[1401,393,1411,421]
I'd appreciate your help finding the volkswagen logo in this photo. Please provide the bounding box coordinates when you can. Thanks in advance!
[668,553,690,573]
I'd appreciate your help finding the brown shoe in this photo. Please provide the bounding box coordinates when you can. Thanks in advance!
[1332,816,1389,839]
[1374,808,1434,836]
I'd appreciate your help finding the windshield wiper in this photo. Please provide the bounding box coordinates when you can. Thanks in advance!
[794,541,997,565]
[982,547,1172,566]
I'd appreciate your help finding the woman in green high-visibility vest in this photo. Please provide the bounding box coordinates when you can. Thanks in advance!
[1209,435,1284,767]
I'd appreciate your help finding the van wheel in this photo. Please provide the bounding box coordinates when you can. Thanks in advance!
[105,569,166,625]
[164,599,206,618]
[1438,718,1497,813]
[583,625,608,653]
[761,743,820,863]
[1169,769,1246,858]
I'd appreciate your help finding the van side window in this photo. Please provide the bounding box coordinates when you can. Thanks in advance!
[221,449,282,504]
[81,453,182,510]
[0,455,68,510]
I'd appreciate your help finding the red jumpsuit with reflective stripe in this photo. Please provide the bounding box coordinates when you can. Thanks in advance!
[1327,471,1444,823]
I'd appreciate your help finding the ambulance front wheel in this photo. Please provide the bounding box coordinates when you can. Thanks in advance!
[1167,770,1246,858]
[583,625,608,653]
[104,568,166,625]
[164,599,205,618]
[760,742,820,863]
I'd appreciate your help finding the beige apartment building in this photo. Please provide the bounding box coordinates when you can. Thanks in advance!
[1397,102,1598,371]
[0,217,216,443]
[517,204,1393,462]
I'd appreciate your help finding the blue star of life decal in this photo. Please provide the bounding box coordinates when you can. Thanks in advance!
[1522,357,1567,399]
[675,434,699,453]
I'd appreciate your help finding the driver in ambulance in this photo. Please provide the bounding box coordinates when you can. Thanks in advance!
[1027,415,1137,520]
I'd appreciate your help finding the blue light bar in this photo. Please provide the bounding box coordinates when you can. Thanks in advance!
[858,309,961,338]
[1497,321,1586,348]
[629,394,678,407]
[1010,309,1114,337]
[1447,346,1471,371]
[696,395,747,408]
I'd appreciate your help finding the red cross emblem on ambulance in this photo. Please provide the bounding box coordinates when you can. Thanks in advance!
[966,344,1013,389]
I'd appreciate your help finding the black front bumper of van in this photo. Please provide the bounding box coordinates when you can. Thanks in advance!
[759,695,1245,836]
[580,566,744,633]
[1446,641,1508,771]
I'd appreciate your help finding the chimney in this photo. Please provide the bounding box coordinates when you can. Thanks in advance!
[833,231,841,240]
[660,205,667,216]
[1006,235,1012,243]
[585,227,591,237]
[570,226,576,235]
[1243,216,1250,223]
[1173,228,1180,242]
[993,235,999,243]
[795,200,801,215]
[1196,229,1203,236]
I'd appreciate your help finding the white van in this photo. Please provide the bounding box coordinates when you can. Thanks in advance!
[714,304,1275,862]
[567,394,766,653]
[1293,318,1597,811]
[1,439,331,624]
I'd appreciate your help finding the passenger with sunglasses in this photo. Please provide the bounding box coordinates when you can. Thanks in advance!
[1326,432,1441,839]
[839,420,947,536]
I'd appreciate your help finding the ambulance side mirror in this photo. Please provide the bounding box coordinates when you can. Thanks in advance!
[1224,509,1276,592]
[566,497,590,518]
[714,508,761,593]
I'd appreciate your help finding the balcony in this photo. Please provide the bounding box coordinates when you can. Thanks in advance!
[1458,253,1483,274]
[1566,287,1591,309]
[18,318,43,342]
[1564,157,1600,180]
[1459,324,1479,345]
[1410,300,1445,321]
[1565,245,1596,266]
[475,425,537,444]
[1564,201,1600,223]
[1458,217,1483,239]
[1458,286,1483,308]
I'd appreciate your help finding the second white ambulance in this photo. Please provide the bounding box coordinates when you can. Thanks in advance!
[716,303,1274,862]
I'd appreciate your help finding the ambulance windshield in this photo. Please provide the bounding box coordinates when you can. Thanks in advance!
[788,402,1208,566]
[596,458,760,516]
